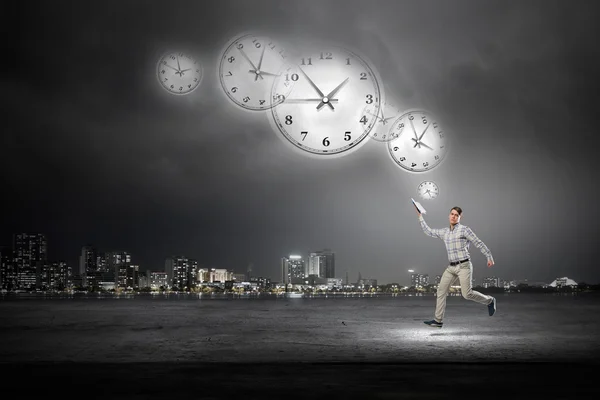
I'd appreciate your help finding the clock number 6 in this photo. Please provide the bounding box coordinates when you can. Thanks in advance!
[322,137,330,147]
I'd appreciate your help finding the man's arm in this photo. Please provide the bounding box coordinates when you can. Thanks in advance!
[464,227,494,264]
[418,214,444,239]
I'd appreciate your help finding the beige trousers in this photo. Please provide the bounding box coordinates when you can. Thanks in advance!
[434,261,493,323]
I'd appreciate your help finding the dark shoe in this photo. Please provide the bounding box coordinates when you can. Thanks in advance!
[424,319,443,328]
[488,297,496,316]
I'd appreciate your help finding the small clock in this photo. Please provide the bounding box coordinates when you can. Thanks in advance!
[218,32,291,110]
[387,109,448,172]
[270,44,383,157]
[157,51,202,95]
[368,99,404,142]
[417,181,439,200]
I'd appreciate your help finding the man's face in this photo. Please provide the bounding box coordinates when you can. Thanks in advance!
[449,210,461,225]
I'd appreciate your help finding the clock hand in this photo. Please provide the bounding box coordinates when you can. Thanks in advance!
[366,110,384,122]
[409,118,420,147]
[283,98,339,103]
[298,67,333,110]
[247,70,280,77]
[317,77,349,110]
[255,45,267,81]
[162,63,179,72]
[417,121,431,141]
[418,140,434,150]
[238,48,263,80]
[176,56,181,71]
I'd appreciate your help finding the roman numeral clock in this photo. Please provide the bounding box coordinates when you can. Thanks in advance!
[269,44,384,157]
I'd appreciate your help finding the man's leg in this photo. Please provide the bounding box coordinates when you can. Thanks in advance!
[433,267,459,323]
[457,262,494,306]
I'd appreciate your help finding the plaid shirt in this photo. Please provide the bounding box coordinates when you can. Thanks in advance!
[418,215,494,264]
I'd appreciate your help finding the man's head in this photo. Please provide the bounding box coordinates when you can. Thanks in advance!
[449,206,462,226]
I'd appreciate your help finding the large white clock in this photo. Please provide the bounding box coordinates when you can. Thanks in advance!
[157,51,202,95]
[387,109,448,172]
[218,32,291,110]
[269,44,383,157]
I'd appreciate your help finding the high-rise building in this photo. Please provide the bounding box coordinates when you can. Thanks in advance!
[0,245,16,290]
[79,245,97,288]
[148,271,168,290]
[188,259,198,288]
[13,233,47,290]
[165,256,195,290]
[308,249,335,278]
[411,274,429,288]
[45,261,72,290]
[198,268,233,283]
[106,251,132,289]
[246,262,253,282]
[482,276,500,288]
[97,253,108,273]
[281,255,305,285]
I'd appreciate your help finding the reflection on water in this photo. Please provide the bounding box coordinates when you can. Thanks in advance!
[0,292,427,300]
[0,291,584,301]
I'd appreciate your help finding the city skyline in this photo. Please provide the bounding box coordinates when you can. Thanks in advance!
[0,231,590,288]
[3,1,599,286]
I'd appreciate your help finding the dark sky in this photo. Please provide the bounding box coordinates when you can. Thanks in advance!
[3,0,600,285]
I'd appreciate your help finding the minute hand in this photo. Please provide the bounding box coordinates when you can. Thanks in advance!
[418,122,431,141]
[317,77,349,110]
[298,67,334,110]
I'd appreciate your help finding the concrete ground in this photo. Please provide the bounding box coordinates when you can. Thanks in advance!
[1,293,599,398]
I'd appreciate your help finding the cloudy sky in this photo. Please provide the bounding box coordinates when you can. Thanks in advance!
[3,0,599,285]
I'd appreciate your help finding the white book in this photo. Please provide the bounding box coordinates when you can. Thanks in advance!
[411,198,427,215]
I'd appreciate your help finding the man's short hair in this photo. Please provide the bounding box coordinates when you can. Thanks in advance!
[451,206,463,215]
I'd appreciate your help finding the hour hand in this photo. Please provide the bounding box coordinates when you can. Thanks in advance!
[298,66,333,110]
[366,110,384,122]
[417,140,434,150]
[162,63,179,72]
[238,48,262,79]
[317,77,349,110]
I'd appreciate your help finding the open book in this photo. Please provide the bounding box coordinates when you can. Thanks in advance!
[411,198,427,215]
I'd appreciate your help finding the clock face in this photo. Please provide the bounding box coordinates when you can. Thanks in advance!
[387,110,448,172]
[218,32,291,110]
[270,45,383,156]
[417,181,439,200]
[157,52,202,95]
[368,100,404,142]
